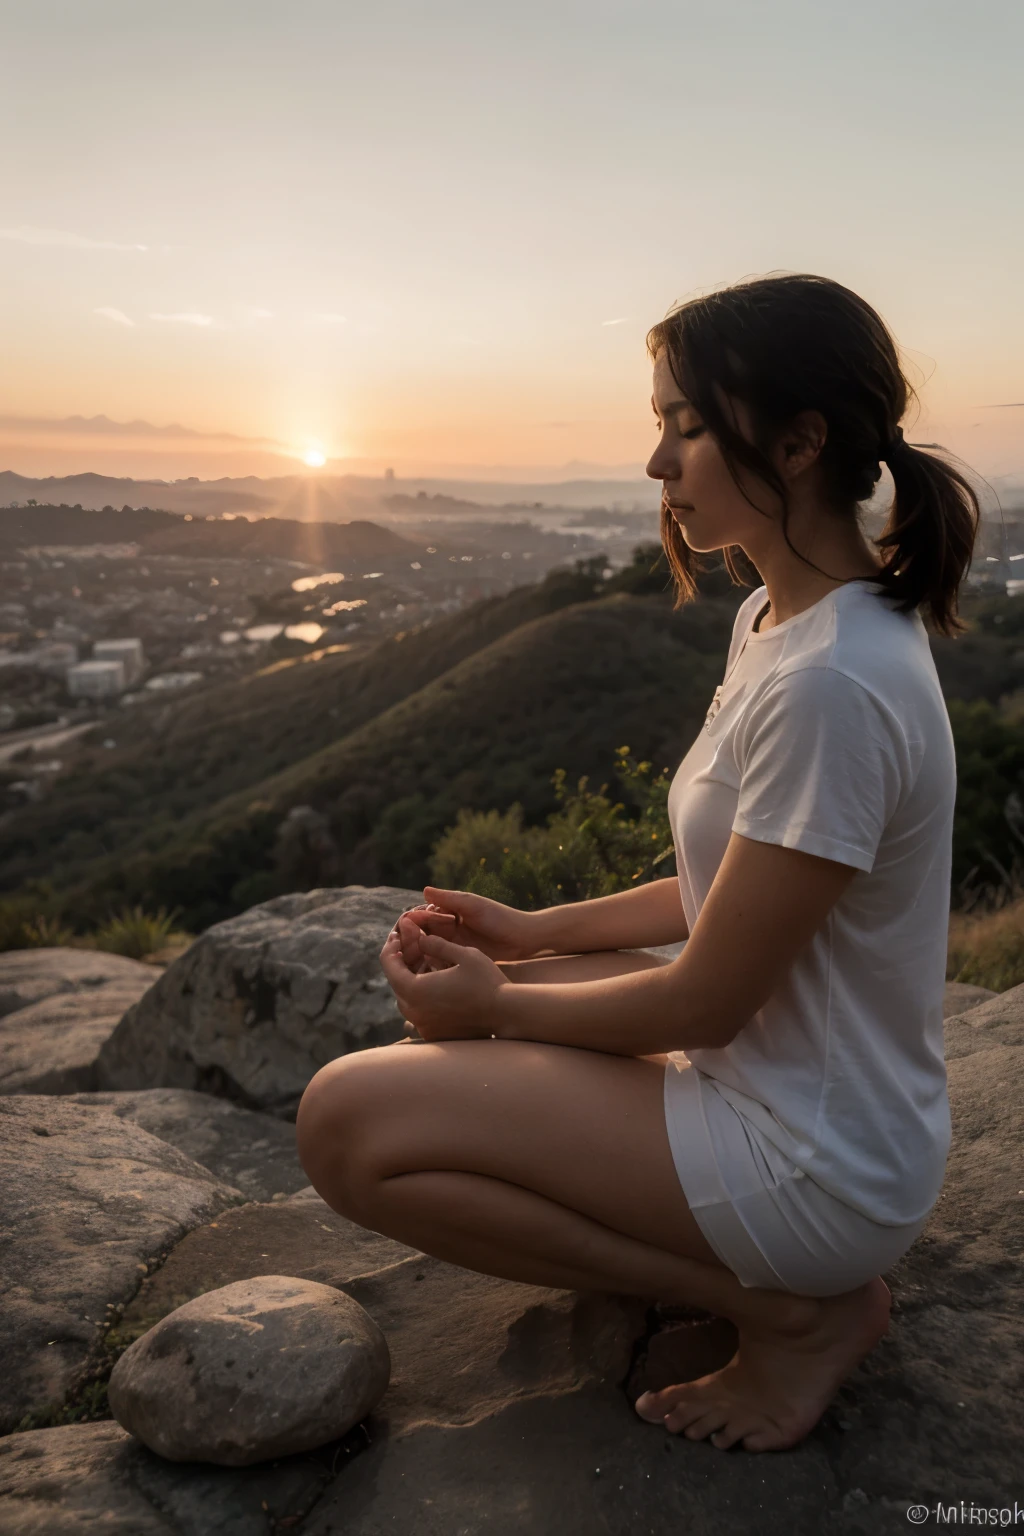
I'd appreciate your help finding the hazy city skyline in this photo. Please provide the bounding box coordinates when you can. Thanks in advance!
[3,0,1022,485]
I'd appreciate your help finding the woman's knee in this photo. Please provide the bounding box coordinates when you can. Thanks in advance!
[295,1054,375,1201]
[295,1046,413,1207]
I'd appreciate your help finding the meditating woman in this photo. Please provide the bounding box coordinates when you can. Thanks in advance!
[296,272,979,1453]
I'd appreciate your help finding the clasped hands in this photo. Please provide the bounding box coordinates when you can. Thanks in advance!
[378,899,508,1042]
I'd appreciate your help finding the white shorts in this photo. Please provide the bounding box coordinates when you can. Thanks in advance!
[663,1053,932,1297]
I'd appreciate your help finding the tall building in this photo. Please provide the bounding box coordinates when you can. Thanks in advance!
[93,638,146,685]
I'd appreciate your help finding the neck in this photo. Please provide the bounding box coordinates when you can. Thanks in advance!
[744,513,882,630]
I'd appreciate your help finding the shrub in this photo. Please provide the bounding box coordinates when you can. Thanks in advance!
[429,747,676,909]
[0,902,77,951]
[87,905,192,960]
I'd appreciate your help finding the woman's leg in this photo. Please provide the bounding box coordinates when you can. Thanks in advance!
[295,1027,890,1452]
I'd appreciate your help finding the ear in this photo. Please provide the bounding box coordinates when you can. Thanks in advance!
[777,409,828,481]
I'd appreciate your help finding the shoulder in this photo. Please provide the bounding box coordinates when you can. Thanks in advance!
[778,584,933,710]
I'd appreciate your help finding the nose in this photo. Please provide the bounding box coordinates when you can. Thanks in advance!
[645,439,679,483]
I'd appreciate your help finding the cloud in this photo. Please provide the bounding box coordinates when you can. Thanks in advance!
[313,312,348,324]
[976,401,1024,409]
[601,317,627,326]
[243,307,274,321]
[0,225,147,251]
[93,307,135,327]
[0,411,290,452]
[149,311,215,327]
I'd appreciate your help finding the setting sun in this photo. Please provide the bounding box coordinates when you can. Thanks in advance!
[303,447,326,468]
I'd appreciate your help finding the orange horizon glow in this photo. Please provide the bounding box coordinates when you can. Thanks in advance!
[1,5,1021,489]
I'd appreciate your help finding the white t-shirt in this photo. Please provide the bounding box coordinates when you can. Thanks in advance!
[667,579,956,1226]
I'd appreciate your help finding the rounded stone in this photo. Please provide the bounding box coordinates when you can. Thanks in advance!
[107,1275,390,1465]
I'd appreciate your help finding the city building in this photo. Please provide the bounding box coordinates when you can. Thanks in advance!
[93,637,146,685]
[67,659,126,699]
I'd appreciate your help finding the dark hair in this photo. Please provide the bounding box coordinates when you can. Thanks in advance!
[646,272,981,637]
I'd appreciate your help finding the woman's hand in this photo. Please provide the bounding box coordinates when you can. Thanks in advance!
[391,903,459,974]
[380,917,508,1041]
[396,886,545,968]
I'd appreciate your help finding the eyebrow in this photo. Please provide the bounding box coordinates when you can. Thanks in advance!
[651,395,693,416]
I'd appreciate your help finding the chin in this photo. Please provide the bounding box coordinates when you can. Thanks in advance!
[678,530,723,556]
[674,518,732,557]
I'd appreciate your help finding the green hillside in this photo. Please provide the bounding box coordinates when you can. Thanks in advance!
[0,562,622,896]
[9,541,1024,938]
[45,589,737,929]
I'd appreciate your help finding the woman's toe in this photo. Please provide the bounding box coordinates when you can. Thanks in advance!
[634,1386,688,1424]
[710,1415,758,1451]
[673,1405,729,1439]
[741,1424,787,1453]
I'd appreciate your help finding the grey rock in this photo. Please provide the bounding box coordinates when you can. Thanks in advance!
[0,947,156,1020]
[96,886,423,1118]
[108,1276,391,1466]
[0,981,154,1096]
[943,978,1024,1057]
[0,1096,244,1434]
[0,1418,356,1535]
[65,1089,308,1203]
[942,980,998,1018]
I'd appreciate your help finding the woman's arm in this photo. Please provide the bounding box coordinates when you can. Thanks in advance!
[532,876,689,955]
[493,832,860,1055]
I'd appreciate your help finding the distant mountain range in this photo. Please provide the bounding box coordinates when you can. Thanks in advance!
[3,463,1017,526]
[0,469,662,519]
[0,502,419,562]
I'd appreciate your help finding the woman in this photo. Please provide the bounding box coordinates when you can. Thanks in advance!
[296,272,980,1453]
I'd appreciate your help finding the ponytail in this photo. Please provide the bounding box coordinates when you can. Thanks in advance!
[872,442,980,638]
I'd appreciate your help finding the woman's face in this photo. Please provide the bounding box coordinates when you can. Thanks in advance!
[645,347,778,555]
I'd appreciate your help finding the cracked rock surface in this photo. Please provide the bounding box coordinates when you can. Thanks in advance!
[95,887,421,1118]
[0,1096,245,1435]
[64,1089,308,1203]
[0,949,156,1097]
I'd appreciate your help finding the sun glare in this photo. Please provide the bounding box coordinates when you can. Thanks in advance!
[303,446,327,468]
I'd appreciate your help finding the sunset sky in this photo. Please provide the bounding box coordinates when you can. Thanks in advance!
[3,0,1023,486]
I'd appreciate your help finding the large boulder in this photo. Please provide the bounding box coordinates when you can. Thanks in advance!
[0,1096,245,1435]
[96,887,422,1118]
[64,1089,309,1203]
[107,1276,391,1466]
[0,949,155,1096]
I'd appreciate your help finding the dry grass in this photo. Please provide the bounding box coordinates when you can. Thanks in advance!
[947,892,1024,992]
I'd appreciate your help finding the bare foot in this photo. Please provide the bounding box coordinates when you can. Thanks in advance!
[634,1277,891,1452]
